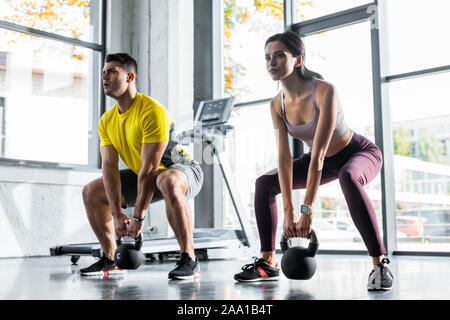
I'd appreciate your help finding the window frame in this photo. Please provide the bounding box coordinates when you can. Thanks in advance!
[0,0,107,170]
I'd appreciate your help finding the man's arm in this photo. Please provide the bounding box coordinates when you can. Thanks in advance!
[100,145,122,216]
[133,141,169,220]
[101,145,131,239]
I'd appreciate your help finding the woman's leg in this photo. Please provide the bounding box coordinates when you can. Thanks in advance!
[330,139,393,290]
[337,147,386,259]
[254,154,337,265]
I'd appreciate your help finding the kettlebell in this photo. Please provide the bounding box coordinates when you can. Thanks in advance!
[114,233,144,270]
[280,229,319,280]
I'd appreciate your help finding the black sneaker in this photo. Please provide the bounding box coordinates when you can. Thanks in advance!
[234,258,280,282]
[168,253,200,280]
[79,255,125,277]
[367,258,394,291]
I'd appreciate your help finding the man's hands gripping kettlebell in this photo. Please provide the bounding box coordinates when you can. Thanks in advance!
[112,209,131,239]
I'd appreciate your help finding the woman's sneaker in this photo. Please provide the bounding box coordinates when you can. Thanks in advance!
[168,253,201,280]
[234,258,279,282]
[367,258,394,291]
[79,255,125,277]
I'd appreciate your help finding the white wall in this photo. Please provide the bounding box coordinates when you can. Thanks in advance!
[0,0,194,258]
[0,167,101,257]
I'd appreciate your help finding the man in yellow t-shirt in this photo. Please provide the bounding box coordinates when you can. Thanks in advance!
[80,53,203,280]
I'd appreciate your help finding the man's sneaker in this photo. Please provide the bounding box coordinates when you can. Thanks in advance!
[367,258,394,291]
[168,253,200,280]
[79,255,125,277]
[234,258,279,282]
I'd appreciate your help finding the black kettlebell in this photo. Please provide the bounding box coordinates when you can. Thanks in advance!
[114,233,144,270]
[280,229,319,280]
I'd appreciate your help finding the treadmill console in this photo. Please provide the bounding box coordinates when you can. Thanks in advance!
[194,97,235,128]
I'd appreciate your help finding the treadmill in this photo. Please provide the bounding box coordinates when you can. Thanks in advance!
[50,97,258,264]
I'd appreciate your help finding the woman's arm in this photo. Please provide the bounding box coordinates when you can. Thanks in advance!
[270,96,297,239]
[298,81,338,237]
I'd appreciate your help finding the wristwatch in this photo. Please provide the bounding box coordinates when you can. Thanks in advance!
[300,204,313,215]
[132,216,145,222]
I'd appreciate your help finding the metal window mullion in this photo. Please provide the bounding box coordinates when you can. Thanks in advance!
[100,0,107,112]
[385,64,450,82]
[0,20,102,52]
[284,0,295,31]
[372,0,397,255]
[96,0,107,169]
[393,250,450,257]
[292,3,376,37]
[84,0,106,169]
[233,98,272,109]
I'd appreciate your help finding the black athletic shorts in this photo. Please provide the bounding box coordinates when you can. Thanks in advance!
[120,160,203,208]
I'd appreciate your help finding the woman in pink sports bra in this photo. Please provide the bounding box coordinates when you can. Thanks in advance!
[234,31,393,291]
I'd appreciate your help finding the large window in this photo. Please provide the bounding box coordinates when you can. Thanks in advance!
[1,0,102,43]
[390,73,450,251]
[220,0,450,256]
[0,0,104,166]
[301,20,381,251]
[303,21,375,142]
[222,0,284,250]
[221,102,278,247]
[387,0,450,75]
[222,1,381,252]
[386,1,450,252]
[224,0,284,103]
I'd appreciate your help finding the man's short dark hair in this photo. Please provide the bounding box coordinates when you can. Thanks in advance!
[105,53,138,76]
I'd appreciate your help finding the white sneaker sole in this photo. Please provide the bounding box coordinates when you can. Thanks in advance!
[235,276,280,283]
[169,270,201,280]
[367,285,392,291]
[79,268,126,277]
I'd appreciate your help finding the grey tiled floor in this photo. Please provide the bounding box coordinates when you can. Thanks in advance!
[0,254,449,300]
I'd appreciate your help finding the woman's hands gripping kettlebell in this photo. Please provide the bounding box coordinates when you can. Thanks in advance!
[297,213,313,239]
[283,209,298,239]
[283,208,313,239]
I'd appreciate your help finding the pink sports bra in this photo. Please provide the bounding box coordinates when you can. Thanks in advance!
[280,78,349,149]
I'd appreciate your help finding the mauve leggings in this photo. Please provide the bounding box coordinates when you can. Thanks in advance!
[254,132,386,257]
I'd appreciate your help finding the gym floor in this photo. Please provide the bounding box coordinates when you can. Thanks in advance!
[0,254,449,300]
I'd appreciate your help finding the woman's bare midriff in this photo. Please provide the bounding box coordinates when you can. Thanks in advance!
[324,128,354,157]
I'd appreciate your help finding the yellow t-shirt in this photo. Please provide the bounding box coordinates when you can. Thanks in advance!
[98,93,192,174]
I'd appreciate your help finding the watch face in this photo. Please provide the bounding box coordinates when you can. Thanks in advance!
[301,205,311,214]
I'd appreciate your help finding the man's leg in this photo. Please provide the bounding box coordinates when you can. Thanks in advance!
[156,169,195,260]
[82,177,127,260]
